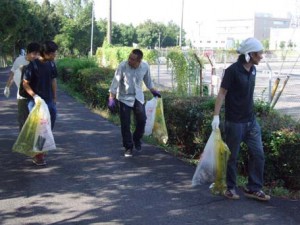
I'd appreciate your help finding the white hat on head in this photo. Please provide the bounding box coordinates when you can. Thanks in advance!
[237,37,264,62]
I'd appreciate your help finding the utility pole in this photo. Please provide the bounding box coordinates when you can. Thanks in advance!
[179,0,184,47]
[158,32,161,49]
[107,0,112,44]
[196,21,202,48]
[90,1,94,56]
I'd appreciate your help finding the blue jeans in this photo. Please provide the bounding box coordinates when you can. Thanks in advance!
[28,100,57,130]
[119,100,146,150]
[224,118,265,191]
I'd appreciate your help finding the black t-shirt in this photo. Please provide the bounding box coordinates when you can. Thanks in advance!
[221,61,256,123]
[23,59,58,102]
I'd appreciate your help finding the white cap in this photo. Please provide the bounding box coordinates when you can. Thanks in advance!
[237,37,263,62]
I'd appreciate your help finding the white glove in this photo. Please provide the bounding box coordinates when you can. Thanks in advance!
[211,115,220,130]
[4,86,10,98]
[33,94,42,104]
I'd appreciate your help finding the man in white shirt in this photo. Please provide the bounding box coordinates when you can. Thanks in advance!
[4,42,40,130]
[108,49,161,157]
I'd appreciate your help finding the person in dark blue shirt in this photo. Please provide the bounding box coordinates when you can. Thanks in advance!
[23,41,58,166]
[212,38,270,201]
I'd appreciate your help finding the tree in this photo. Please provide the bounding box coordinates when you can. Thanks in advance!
[136,20,162,48]
[280,41,286,50]
[40,0,61,41]
[96,19,108,46]
[161,21,182,47]
[0,0,62,61]
[54,0,102,56]
[135,20,182,48]
[0,0,33,56]
[116,23,137,46]
[262,39,270,50]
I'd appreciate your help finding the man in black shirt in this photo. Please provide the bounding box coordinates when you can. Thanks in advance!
[212,37,270,201]
[23,41,58,166]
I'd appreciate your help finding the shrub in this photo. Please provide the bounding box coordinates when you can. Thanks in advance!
[163,95,215,158]
[56,57,98,83]
[56,58,114,109]
[76,67,114,108]
[95,46,158,68]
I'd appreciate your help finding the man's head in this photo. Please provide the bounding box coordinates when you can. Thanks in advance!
[40,41,58,61]
[128,49,143,68]
[26,42,40,61]
[237,37,264,65]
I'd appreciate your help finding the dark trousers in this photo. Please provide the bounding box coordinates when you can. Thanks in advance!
[225,119,265,191]
[18,98,29,131]
[119,100,146,150]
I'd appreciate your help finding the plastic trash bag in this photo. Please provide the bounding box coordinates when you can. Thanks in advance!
[192,129,230,194]
[152,97,168,144]
[12,99,56,157]
[144,97,158,136]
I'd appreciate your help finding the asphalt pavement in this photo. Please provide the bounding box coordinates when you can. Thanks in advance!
[0,67,299,225]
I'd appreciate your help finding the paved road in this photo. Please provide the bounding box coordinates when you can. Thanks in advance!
[0,68,299,225]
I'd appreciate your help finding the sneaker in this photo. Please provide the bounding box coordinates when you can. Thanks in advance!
[32,154,46,166]
[224,189,240,200]
[244,188,271,201]
[124,148,133,157]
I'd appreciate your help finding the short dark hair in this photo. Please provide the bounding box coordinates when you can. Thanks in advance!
[26,42,40,53]
[132,49,143,60]
[40,41,58,56]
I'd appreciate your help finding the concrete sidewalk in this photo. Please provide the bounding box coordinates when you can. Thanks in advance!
[0,67,299,225]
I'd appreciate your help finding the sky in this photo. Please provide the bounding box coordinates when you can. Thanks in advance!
[94,0,297,39]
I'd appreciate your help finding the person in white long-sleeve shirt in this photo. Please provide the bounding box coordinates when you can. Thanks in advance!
[4,43,40,130]
[108,49,161,157]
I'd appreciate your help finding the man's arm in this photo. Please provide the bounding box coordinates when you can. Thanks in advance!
[22,80,36,97]
[5,71,14,88]
[213,87,227,115]
[211,87,227,130]
[109,65,123,99]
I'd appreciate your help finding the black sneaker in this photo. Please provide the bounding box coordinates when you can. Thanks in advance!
[124,148,133,157]
[244,188,271,201]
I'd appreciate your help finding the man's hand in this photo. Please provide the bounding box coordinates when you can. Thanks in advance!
[33,94,42,104]
[151,90,161,98]
[108,97,116,111]
[211,115,220,130]
[4,86,10,98]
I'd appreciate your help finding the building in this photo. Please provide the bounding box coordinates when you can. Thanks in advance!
[195,13,291,50]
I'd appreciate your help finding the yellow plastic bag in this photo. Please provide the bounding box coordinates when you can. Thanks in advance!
[12,99,56,157]
[210,129,230,195]
[192,129,230,195]
[152,98,168,144]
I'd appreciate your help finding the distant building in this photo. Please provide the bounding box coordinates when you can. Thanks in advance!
[254,13,290,40]
[196,13,291,50]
